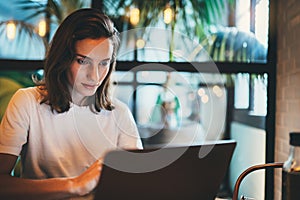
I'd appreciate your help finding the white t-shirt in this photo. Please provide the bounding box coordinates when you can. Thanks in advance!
[0,87,143,179]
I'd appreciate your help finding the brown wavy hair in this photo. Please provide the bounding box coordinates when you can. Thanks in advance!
[34,8,120,113]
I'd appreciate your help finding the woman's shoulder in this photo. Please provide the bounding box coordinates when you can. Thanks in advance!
[18,86,41,96]
[110,98,134,116]
[111,98,129,110]
[14,86,43,103]
[4,87,44,114]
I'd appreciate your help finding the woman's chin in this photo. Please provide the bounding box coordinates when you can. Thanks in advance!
[84,91,97,97]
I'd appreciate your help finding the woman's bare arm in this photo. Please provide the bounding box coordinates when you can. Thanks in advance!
[0,153,102,200]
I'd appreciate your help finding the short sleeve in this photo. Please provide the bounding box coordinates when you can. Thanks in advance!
[0,89,31,156]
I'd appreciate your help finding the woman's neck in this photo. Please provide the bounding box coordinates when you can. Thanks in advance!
[73,96,89,106]
[68,86,89,106]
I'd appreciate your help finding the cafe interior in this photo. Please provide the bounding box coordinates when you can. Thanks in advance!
[0,0,298,199]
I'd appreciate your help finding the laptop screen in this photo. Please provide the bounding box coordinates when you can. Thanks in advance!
[94,140,236,200]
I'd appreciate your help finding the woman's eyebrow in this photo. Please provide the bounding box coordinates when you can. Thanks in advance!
[75,53,89,59]
[75,53,112,63]
[101,58,111,62]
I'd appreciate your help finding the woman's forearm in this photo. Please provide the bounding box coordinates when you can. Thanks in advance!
[0,174,74,200]
[0,159,101,200]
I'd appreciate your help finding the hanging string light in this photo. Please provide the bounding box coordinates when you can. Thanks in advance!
[130,7,140,26]
[163,4,173,24]
[6,21,16,40]
[38,19,47,37]
[136,38,145,48]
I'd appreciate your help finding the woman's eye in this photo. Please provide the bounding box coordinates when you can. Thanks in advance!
[77,58,89,65]
[99,60,110,67]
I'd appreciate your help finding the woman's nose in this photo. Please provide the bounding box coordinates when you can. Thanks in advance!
[87,64,99,82]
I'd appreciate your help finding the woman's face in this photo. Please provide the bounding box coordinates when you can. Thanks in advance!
[68,37,113,104]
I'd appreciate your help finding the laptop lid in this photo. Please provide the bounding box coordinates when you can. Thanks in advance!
[94,140,236,200]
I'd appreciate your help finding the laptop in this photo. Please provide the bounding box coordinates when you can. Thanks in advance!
[94,140,236,200]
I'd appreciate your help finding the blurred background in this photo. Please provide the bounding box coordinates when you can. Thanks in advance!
[0,0,273,199]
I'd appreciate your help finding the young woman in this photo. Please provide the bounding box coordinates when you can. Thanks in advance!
[0,8,142,199]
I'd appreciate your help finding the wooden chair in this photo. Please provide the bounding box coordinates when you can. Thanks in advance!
[232,162,283,200]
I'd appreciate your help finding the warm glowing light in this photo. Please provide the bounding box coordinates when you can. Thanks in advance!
[130,8,140,26]
[164,7,173,24]
[197,88,205,96]
[201,94,209,104]
[38,19,47,37]
[6,21,16,40]
[136,38,145,48]
[212,85,223,97]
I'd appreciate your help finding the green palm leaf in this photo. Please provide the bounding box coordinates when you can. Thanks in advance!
[16,0,86,25]
[0,78,23,121]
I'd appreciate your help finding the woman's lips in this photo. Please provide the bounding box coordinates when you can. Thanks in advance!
[82,83,99,90]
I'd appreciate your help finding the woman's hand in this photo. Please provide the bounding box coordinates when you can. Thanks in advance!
[69,158,103,197]
[0,154,103,200]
